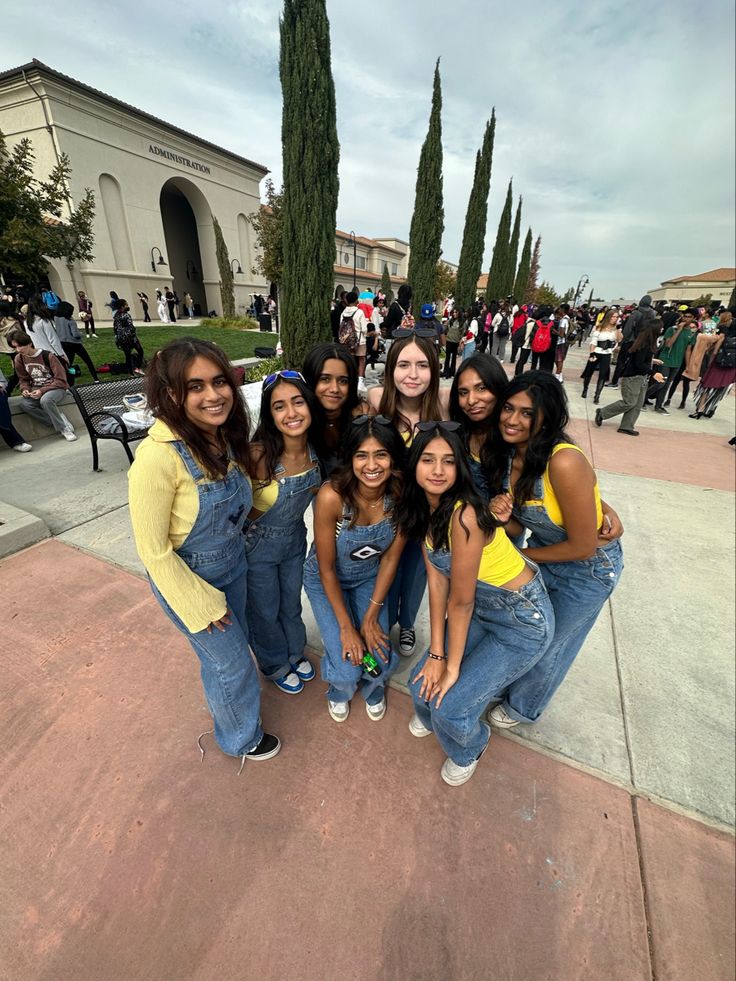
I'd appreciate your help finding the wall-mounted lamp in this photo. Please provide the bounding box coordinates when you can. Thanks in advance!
[185,259,198,280]
[150,247,167,273]
[231,258,243,275]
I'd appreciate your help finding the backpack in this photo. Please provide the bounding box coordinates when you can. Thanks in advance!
[338,311,358,353]
[497,314,510,338]
[114,313,137,348]
[400,312,416,330]
[715,335,736,369]
[42,289,60,311]
[531,319,553,353]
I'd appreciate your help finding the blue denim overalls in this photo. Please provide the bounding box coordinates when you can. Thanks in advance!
[467,455,491,502]
[244,449,322,681]
[149,441,262,757]
[303,499,400,705]
[498,455,624,723]
[409,537,554,766]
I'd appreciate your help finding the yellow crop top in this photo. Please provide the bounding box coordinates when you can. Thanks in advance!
[427,502,526,587]
[251,465,317,513]
[525,443,603,528]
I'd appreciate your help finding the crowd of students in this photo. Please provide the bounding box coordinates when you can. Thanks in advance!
[128,329,624,787]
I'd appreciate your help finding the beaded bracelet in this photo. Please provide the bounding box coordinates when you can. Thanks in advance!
[427,650,447,662]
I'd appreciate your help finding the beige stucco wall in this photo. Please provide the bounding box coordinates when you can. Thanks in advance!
[648,280,735,304]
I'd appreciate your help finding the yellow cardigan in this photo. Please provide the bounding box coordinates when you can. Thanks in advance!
[128,419,250,633]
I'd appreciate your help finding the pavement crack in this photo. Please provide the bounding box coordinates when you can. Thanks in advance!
[608,598,636,788]
[631,796,658,981]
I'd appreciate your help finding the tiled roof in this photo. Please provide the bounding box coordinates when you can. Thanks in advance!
[0,59,268,175]
[664,267,736,284]
[477,273,488,290]
[333,265,407,284]
[335,229,405,255]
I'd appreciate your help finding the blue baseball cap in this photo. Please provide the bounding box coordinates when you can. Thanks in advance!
[420,303,434,320]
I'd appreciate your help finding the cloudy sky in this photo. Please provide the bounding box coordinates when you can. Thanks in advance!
[6,0,736,300]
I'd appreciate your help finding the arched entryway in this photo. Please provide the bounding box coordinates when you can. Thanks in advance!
[159,177,214,317]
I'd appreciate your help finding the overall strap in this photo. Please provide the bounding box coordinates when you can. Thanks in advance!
[171,440,205,482]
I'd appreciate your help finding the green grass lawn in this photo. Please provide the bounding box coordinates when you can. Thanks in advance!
[0,325,280,386]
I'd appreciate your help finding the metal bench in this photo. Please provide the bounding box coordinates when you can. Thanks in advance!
[71,378,150,471]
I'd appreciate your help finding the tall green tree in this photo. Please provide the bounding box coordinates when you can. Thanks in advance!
[380,263,393,304]
[213,215,235,317]
[485,179,513,303]
[525,234,542,303]
[280,0,340,367]
[247,178,284,285]
[506,196,522,298]
[728,286,736,309]
[407,59,444,310]
[0,129,95,284]
[454,111,496,309]
[434,261,457,302]
[513,227,533,301]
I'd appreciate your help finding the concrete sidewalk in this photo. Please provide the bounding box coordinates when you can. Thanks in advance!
[1,343,734,979]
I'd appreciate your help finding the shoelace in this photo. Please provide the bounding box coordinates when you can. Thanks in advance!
[198,728,247,776]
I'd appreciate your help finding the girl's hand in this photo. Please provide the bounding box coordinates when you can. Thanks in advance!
[206,609,232,634]
[340,624,365,666]
[413,657,446,702]
[489,492,513,524]
[431,666,459,709]
[360,615,390,663]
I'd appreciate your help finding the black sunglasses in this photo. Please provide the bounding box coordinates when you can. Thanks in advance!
[414,420,461,433]
[352,414,393,427]
[391,327,436,340]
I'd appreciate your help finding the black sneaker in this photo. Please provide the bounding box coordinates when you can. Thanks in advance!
[654,406,669,414]
[594,410,603,428]
[244,733,281,762]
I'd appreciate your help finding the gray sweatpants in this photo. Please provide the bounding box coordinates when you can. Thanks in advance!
[18,390,73,434]
[599,375,647,431]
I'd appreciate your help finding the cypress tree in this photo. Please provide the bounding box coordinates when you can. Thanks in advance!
[525,234,542,303]
[485,179,513,303]
[380,263,393,304]
[213,214,235,317]
[279,0,340,367]
[455,111,496,309]
[506,196,522,298]
[407,59,444,311]
[513,227,533,302]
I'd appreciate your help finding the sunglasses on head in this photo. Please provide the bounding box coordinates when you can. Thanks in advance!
[263,369,305,390]
[351,414,393,427]
[414,420,461,433]
[391,327,436,340]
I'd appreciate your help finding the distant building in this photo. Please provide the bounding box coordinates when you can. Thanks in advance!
[647,268,735,305]
[333,232,407,297]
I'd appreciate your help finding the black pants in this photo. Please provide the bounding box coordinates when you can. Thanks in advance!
[645,364,678,408]
[515,348,532,376]
[141,301,151,323]
[62,341,99,382]
[121,338,145,374]
[478,331,490,353]
[510,333,524,363]
[443,341,459,377]
[531,348,555,373]
[167,301,177,322]
[661,362,690,405]
[581,353,612,397]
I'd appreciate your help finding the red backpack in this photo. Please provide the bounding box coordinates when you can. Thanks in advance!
[531,319,553,353]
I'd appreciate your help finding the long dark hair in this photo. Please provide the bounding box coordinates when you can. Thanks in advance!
[449,353,509,491]
[330,418,405,526]
[303,342,360,460]
[486,371,574,508]
[26,295,53,329]
[145,337,250,479]
[378,334,442,431]
[250,374,319,485]
[394,426,497,550]
[630,318,662,353]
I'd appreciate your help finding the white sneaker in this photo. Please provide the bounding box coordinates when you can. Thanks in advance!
[12,442,33,452]
[61,429,78,442]
[408,713,432,737]
[441,756,480,786]
[328,700,349,722]
[366,698,386,721]
[487,704,520,729]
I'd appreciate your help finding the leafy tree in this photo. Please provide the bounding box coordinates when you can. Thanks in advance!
[525,234,541,303]
[513,227,532,301]
[0,130,95,285]
[691,293,713,307]
[407,59,444,312]
[380,262,393,304]
[280,0,340,368]
[506,196,522,298]
[535,280,562,307]
[248,178,284,285]
[455,112,495,309]
[213,214,235,318]
[434,261,457,303]
[485,179,512,303]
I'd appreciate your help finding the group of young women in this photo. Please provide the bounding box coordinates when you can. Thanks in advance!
[128,329,623,786]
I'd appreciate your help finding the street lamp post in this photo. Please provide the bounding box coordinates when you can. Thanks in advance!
[348,231,357,290]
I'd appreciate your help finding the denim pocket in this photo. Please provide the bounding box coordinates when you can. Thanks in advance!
[510,601,547,634]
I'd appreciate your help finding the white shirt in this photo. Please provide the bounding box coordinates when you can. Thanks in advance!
[342,305,367,344]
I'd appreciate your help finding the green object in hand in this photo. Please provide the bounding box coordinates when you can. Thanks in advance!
[362,652,382,678]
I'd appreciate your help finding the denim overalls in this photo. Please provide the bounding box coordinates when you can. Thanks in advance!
[498,458,624,723]
[244,449,322,681]
[303,500,400,706]
[409,541,554,766]
[149,441,262,757]
[467,455,491,502]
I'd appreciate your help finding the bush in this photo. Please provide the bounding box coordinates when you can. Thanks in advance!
[245,355,283,382]
[199,315,260,331]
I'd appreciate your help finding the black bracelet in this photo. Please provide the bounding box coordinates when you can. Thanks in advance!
[427,650,447,662]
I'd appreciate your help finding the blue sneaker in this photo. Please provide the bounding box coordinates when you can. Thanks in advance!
[293,657,316,682]
[273,671,304,695]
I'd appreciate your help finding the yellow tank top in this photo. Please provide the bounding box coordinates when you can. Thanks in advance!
[428,502,525,587]
[525,443,603,528]
[251,466,315,514]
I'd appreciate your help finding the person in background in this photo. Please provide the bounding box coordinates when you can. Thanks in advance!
[165,288,177,323]
[510,305,528,363]
[340,290,368,379]
[554,304,571,381]
[77,290,98,337]
[648,309,698,411]
[0,364,32,452]
[113,299,145,376]
[689,315,736,419]
[330,290,347,343]
[137,291,152,323]
[183,292,195,319]
[610,295,656,386]
[459,308,478,362]
[10,330,77,442]
[580,308,619,403]
[596,319,664,436]
[156,290,169,324]
[54,301,100,383]
[382,283,413,337]
[105,291,120,315]
[443,307,463,379]
[23,296,66,360]
[490,303,511,362]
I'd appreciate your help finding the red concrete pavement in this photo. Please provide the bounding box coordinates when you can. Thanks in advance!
[1,540,733,981]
